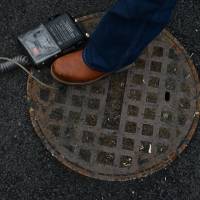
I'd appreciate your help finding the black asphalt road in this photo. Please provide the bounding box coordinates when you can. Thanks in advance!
[0,0,200,199]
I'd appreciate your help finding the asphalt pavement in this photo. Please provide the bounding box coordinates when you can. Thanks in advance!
[0,0,200,199]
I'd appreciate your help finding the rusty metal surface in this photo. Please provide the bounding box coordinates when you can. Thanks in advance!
[27,13,200,181]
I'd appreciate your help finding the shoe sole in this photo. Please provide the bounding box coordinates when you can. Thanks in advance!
[51,66,111,86]
[50,64,133,86]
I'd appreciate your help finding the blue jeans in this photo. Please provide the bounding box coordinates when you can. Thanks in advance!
[83,0,176,72]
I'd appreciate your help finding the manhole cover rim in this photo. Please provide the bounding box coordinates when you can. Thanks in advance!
[27,13,200,181]
[28,106,200,181]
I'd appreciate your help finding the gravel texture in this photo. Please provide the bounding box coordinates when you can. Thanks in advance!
[0,0,200,199]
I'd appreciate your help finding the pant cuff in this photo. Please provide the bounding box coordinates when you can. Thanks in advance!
[82,47,109,73]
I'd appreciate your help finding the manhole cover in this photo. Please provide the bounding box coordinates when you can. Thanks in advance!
[27,13,200,181]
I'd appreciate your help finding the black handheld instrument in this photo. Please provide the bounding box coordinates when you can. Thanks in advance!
[18,13,89,67]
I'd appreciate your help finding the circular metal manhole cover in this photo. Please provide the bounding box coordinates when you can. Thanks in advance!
[27,13,200,181]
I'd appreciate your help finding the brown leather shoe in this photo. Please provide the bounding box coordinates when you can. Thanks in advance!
[51,50,109,85]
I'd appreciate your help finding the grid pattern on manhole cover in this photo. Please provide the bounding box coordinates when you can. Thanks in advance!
[27,13,200,181]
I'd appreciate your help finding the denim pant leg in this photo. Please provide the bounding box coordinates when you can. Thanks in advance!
[83,0,176,72]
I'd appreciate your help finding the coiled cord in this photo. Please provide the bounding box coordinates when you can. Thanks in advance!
[0,56,58,90]
[0,55,29,73]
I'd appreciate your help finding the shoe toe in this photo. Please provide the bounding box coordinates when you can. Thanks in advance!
[51,50,106,84]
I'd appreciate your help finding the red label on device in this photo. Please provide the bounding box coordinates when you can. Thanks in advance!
[31,48,40,56]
